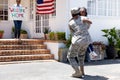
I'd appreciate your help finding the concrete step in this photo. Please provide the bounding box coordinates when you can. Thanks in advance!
[0,39,44,45]
[0,39,54,62]
[0,45,47,50]
[0,49,50,56]
[0,54,54,62]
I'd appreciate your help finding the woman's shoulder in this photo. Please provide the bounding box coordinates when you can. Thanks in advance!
[12,4,22,7]
[81,16,88,20]
[19,4,22,7]
[13,4,17,7]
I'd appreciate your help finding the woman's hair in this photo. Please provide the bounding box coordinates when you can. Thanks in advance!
[79,7,87,16]
[72,13,80,17]
[16,0,21,2]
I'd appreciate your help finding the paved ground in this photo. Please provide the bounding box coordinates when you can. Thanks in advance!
[0,59,120,80]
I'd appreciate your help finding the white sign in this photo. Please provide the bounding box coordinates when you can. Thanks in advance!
[9,7,26,20]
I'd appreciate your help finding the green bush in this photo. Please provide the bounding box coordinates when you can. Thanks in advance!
[101,27,117,46]
[0,30,4,33]
[66,34,72,48]
[12,27,15,33]
[49,32,55,40]
[21,29,27,34]
[12,27,27,34]
[56,32,66,40]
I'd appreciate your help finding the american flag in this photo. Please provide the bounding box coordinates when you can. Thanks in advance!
[36,0,55,14]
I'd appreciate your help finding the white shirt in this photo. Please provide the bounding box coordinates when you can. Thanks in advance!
[13,4,22,8]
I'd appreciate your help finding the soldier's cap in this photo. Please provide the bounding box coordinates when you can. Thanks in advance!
[71,7,80,15]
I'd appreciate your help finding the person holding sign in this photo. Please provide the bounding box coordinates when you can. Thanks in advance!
[12,0,23,39]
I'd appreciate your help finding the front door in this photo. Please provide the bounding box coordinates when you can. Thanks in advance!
[29,0,50,38]
[34,14,49,38]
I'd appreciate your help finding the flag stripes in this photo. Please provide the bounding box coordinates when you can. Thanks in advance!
[36,0,55,14]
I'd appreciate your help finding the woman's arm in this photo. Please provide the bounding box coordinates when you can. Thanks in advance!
[83,18,92,24]
[81,16,92,29]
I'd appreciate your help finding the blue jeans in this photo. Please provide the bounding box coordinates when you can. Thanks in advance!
[85,44,94,62]
[14,20,22,38]
[87,44,94,53]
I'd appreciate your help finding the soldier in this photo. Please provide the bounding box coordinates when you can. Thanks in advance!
[67,7,92,78]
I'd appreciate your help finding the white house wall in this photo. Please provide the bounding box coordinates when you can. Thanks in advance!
[50,0,69,32]
[89,16,120,44]
[69,0,83,8]
[44,42,66,60]
[0,21,13,38]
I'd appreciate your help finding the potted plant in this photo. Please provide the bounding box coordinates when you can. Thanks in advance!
[0,30,4,38]
[43,27,51,40]
[49,32,55,40]
[116,40,120,58]
[20,29,28,39]
[54,32,66,40]
[101,27,117,59]
[115,30,120,58]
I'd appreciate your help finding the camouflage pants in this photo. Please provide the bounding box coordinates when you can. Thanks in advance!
[67,39,89,66]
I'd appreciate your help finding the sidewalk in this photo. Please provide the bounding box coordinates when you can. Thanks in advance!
[0,59,120,80]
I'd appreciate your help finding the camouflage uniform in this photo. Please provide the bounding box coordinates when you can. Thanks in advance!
[67,15,91,67]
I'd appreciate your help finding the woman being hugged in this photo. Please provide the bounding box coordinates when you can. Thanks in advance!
[79,7,96,62]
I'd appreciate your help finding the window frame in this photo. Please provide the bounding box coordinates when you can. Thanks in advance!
[0,0,8,20]
[87,0,120,17]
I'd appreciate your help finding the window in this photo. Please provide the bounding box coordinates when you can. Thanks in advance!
[0,0,8,20]
[118,0,120,16]
[36,14,49,33]
[87,0,119,16]
[87,0,96,15]
[97,0,106,16]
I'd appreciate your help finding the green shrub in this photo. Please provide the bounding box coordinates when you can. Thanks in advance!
[49,32,55,40]
[20,29,27,34]
[66,34,72,48]
[0,30,4,33]
[56,32,66,40]
[12,27,15,33]
[12,27,27,34]
[101,27,117,46]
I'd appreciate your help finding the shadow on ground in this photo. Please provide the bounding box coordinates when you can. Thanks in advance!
[61,59,120,66]
[85,59,120,66]
[83,75,109,80]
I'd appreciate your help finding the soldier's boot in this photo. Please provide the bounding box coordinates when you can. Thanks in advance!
[72,66,82,78]
[80,66,85,76]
